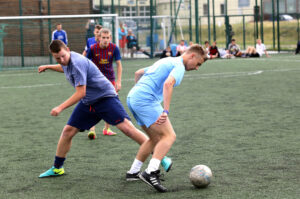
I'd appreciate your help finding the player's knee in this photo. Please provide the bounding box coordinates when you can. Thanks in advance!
[117,120,134,136]
[61,125,77,139]
[169,132,176,143]
[162,131,176,143]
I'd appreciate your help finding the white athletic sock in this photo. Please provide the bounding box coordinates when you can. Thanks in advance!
[146,158,161,174]
[128,158,143,174]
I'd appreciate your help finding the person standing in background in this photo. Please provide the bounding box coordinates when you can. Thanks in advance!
[118,22,127,58]
[52,23,68,45]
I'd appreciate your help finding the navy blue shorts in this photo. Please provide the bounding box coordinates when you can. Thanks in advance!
[67,96,130,131]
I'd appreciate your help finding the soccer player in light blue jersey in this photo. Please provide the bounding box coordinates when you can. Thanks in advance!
[126,44,208,192]
[37,40,172,178]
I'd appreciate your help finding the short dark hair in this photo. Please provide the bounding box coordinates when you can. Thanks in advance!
[49,40,67,53]
[95,25,102,30]
[231,39,236,42]
[204,41,209,44]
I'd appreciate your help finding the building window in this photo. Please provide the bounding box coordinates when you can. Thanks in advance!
[203,4,208,16]
[264,2,272,14]
[279,0,285,13]
[238,0,250,8]
[220,4,225,15]
[287,0,296,13]
[121,6,139,17]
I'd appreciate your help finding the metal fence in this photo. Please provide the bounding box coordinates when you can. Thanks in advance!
[0,0,300,69]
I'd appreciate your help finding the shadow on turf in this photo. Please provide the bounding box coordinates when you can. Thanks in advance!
[120,178,211,194]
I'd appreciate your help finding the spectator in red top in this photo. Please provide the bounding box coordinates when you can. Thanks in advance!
[209,41,220,59]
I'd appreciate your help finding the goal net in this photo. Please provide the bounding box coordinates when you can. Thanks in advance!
[0,14,118,70]
[118,15,172,58]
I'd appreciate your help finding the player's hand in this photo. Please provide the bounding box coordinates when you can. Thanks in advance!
[50,106,62,116]
[115,81,122,92]
[38,65,48,73]
[155,112,168,125]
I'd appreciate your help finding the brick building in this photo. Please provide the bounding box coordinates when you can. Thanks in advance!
[0,0,92,56]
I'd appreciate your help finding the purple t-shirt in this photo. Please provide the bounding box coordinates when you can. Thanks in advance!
[61,51,117,105]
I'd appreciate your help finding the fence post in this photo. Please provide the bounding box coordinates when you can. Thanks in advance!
[260,0,264,43]
[254,0,259,40]
[19,0,24,67]
[225,15,230,48]
[136,0,139,42]
[195,0,199,44]
[225,0,228,48]
[212,0,216,41]
[207,0,210,43]
[0,24,7,70]
[243,15,245,50]
[297,13,300,42]
[189,0,192,41]
[111,0,115,43]
[272,0,275,49]
[150,0,154,58]
[47,0,52,64]
[276,0,280,52]
[200,16,202,44]
[118,0,121,15]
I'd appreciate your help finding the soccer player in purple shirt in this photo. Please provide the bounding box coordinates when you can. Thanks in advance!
[37,40,149,178]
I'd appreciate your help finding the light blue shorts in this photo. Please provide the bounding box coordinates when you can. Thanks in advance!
[127,94,163,128]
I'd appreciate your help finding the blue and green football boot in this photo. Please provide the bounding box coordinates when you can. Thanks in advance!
[161,156,173,172]
[39,166,65,178]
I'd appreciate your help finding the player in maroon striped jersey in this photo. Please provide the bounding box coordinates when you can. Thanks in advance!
[86,28,122,137]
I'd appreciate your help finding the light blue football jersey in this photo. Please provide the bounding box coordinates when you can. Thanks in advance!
[128,56,185,102]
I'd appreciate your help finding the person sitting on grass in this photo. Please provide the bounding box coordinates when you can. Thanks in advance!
[176,40,187,56]
[228,39,242,57]
[160,46,174,59]
[126,29,150,58]
[256,39,270,58]
[209,41,220,59]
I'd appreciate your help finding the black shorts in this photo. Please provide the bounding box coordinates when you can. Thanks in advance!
[250,53,260,57]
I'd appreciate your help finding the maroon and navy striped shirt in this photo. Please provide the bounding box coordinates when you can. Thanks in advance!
[87,42,121,81]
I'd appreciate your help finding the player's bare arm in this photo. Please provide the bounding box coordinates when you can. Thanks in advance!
[51,85,86,116]
[156,76,176,125]
[38,64,63,73]
[115,60,122,92]
[82,50,87,56]
[134,68,145,83]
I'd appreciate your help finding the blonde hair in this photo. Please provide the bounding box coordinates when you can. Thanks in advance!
[98,28,111,36]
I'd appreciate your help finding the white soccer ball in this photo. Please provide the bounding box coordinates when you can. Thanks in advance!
[189,164,212,188]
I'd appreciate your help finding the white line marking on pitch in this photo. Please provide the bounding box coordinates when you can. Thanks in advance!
[0,68,299,89]
[0,83,63,89]
[0,73,37,77]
